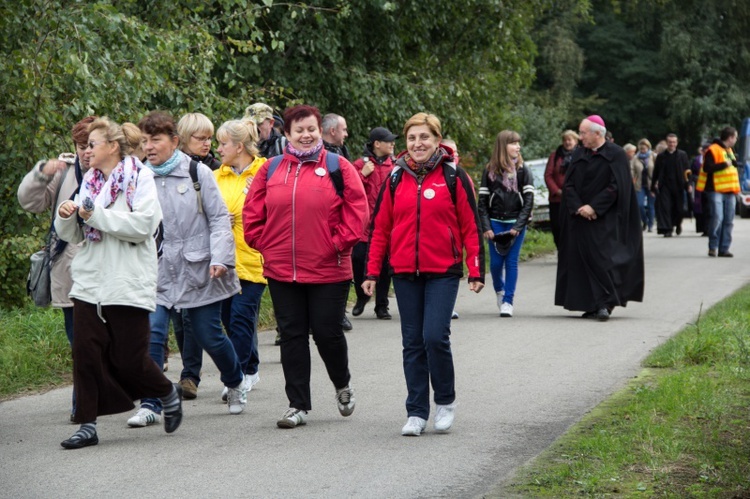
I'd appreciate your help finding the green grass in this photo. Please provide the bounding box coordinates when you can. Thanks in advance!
[499,285,750,498]
[0,304,72,399]
[520,227,555,261]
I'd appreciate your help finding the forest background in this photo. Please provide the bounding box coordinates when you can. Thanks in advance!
[1,0,748,308]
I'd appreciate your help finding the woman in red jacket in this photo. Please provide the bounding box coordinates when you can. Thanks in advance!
[363,112,485,436]
[243,105,368,429]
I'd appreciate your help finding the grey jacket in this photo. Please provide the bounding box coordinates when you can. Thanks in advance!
[153,151,239,309]
[17,158,84,308]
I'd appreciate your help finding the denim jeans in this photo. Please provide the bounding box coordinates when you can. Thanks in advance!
[62,307,76,414]
[221,280,266,376]
[707,191,736,253]
[267,278,351,412]
[392,275,459,420]
[141,301,243,412]
[639,187,655,230]
[488,220,526,304]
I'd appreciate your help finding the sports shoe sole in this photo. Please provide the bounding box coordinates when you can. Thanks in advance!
[277,418,306,429]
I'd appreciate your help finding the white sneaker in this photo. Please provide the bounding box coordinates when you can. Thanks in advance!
[335,385,355,417]
[500,302,513,317]
[276,408,308,428]
[127,407,161,427]
[451,310,459,319]
[222,373,259,402]
[401,416,427,436]
[226,377,247,415]
[496,292,504,312]
[434,403,456,432]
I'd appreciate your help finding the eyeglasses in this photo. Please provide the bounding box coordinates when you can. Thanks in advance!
[192,135,213,143]
[87,140,110,149]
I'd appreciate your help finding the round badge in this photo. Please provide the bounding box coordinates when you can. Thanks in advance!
[424,188,436,200]
[177,184,188,194]
[315,167,326,177]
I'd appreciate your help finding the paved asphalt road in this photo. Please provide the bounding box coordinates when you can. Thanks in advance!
[2,220,749,498]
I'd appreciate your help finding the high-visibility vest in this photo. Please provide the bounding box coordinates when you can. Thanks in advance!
[696,143,739,193]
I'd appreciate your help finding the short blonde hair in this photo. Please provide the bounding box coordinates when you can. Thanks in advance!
[88,117,135,159]
[216,120,260,158]
[403,112,442,140]
[177,113,215,153]
[623,143,637,153]
[561,129,579,141]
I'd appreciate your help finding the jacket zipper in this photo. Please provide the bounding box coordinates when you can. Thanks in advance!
[415,179,423,276]
[448,226,459,261]
[291,163,301,281]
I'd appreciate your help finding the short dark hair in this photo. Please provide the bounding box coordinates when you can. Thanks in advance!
[283,105,322,135]
[720,126,738,142]
[71,116,97,145]
[138,111,178,137]
[666,133,678,140]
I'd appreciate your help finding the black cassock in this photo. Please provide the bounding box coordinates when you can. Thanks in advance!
[555,141,644,312]
[652,149,689,235]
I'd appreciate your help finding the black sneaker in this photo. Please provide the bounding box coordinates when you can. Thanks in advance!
[352,298,369,317]
[375,308,392,320]
[341,316,353,331]
[718,251,734,257]
[163,383,183,434]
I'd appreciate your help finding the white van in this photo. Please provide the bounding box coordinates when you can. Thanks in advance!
[524,158,550,226]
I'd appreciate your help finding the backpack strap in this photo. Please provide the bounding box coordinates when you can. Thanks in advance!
[325,152,344,198]
[189,160,203,214]
[442,161,458,205]
[266,153,344,198]
[388,165,405,204]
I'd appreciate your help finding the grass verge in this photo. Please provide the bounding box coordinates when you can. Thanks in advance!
[497,285,750,498]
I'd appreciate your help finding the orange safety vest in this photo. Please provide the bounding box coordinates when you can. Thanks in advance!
[696,143,739,193]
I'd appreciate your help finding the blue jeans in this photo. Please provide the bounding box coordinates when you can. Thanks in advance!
[221,280,266,376]
[142,302,243,412]
[62,307,76,414]
[488,220,526,304]
[639,187,655,230]
[393,275,459,420]
[707,191,736,253]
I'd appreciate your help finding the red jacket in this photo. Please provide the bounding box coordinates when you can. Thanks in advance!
[544,146,567,204]
[366,151,484,282]
[243,149,368,283]
[352,152,395,242]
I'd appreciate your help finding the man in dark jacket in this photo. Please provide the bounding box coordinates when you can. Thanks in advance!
[652,134,689,236]
[351,127,397,320]
[555,115,644,321]
[244,103,287,158]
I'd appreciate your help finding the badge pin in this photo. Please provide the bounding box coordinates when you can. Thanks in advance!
[315,167,326,177]
[177,184,188,194]
[424,188,436,200]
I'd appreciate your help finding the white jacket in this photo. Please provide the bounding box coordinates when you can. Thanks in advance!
[54,162,162,312]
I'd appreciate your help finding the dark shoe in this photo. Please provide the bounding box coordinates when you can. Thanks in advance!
[375,308,392,320]
[61,433,98,450]
[163,384,183,434]
[352,298,369,317]
[675,224,682,235]
[708,249,717,257]
[179,378,197,400]
[642,222,646,231]
[341,316,353,331]
[581,310,597,319]
[664,232,672,237]
[274,327,281,346]
[718,251,734,258]
[647,228,653,233]
[595,308,610,322]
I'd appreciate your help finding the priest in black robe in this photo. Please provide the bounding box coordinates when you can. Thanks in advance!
[652,134,689,236]
[555,115,644,321]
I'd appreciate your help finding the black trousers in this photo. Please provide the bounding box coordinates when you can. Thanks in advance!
[549,202,562,249]
[351,241,390,310]
[267,278,351,411]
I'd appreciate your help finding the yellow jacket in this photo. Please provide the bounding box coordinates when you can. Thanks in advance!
[214,157,267,284]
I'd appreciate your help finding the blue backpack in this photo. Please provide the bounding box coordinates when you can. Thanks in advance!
[266,152,344,197]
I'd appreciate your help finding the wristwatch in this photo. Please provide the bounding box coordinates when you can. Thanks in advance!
[82,198,94,212]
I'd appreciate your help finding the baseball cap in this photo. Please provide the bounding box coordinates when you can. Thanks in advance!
[369,127,398,143]
[244,103,274,125]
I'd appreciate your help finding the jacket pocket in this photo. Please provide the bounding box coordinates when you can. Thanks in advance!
[183,249,211,289]
[448,226,460,262]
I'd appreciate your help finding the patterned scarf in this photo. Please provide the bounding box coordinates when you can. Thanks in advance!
[146,149,181,176]
[286,139,324,162]
[404,147,445,179]
[78,156,141,242]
